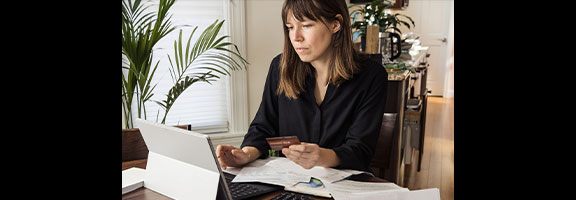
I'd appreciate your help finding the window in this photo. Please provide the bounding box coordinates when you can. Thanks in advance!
[133,0,248,134]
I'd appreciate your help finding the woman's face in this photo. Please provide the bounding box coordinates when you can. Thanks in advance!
[285,11,339,64]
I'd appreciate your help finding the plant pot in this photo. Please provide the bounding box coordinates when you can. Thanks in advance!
[385,68,405,72]
[122,125,190,162]
[122,128,149,162]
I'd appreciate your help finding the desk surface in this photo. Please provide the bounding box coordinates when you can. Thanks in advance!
[122,159,388,200]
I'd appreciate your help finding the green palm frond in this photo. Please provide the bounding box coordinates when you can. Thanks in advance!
[156,19,248,124]
[123,0,247,128]
[122,0,177,128]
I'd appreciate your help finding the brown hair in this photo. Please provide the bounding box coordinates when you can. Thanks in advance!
[278,0,360,99]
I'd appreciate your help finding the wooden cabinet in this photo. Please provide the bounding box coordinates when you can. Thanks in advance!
[367,47,429,186]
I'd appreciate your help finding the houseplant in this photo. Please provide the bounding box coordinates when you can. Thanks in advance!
[349,0,415,44]
[122,0,247,129]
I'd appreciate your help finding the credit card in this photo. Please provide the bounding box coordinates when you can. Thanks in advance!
[266,136,301,151]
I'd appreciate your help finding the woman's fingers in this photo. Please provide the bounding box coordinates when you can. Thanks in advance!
[216,145,224,157]
[219,157,228,170]
[217,145,240,170]
[282,143,321,169]
[216,145,227,169]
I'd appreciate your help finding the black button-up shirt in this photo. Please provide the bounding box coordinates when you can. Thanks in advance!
[241,54,388,172]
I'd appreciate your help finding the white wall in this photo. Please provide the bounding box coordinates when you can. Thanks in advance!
[393,1,453,97]
[245,0,285,121]
[444,0,454,98]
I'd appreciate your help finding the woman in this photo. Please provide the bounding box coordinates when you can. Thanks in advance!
[217,0,388,172]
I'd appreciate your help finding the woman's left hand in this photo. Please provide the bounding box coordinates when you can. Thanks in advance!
[282,142,321,169]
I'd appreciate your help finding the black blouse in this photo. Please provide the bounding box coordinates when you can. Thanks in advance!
[241,54,388,172]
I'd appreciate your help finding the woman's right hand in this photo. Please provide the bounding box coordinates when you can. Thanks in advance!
[216,145,259,170]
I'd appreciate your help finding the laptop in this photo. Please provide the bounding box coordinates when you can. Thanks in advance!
[136,119,282,200]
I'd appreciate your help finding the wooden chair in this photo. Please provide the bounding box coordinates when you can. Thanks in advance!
[370,113,401,184]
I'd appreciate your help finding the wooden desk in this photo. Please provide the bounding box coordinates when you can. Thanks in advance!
[122,159,388,200]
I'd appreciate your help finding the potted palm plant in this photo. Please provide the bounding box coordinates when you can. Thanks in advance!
[121,0,247,161]
[122,0,247,129]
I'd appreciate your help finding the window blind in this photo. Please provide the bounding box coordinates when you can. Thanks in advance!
[137,0,230,133]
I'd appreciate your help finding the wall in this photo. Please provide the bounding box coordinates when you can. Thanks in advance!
[245,0,285,121]
[445,0,454,98]
[393,1,454,97]
[245,0,354,121]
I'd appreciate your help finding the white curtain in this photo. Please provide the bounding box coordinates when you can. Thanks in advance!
[139,0,230,133]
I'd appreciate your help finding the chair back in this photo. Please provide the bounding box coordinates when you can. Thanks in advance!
[370,113,400,183]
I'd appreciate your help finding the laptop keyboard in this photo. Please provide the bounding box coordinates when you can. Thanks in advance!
[224,172,282,200]
[228,182,263,199]
[223,172,315,200]
[271,191,313,200]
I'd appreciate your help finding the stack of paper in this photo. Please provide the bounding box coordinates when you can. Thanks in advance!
[326,180,440,200]
[325,179,407,199]
[122,168,146,195]
[232,157,365,187]
[232,157,441,200]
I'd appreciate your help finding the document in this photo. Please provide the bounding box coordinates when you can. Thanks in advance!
[231,157,312,186]
[232,157,441,200]
[324,179,407,200]
[326,180,440,200]
[232,157,367,187]
[122,167,146,195]
[285,177,332,198]
[223,166,242,175]
[398,188,441,200]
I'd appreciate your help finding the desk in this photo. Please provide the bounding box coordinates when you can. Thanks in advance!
[122,159,388,200]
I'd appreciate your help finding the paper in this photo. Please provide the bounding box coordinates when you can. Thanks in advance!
[399,188,441,200]
[232,157,312,186]
[326,179,407,192]
[223,166,242,175]
[122,167,145,195]
[326,180,440,200]
[232,157,367,187]
[325,179,407,200]
[231,157,440,200]
[284,177,332,198]
[306,167,366,183]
